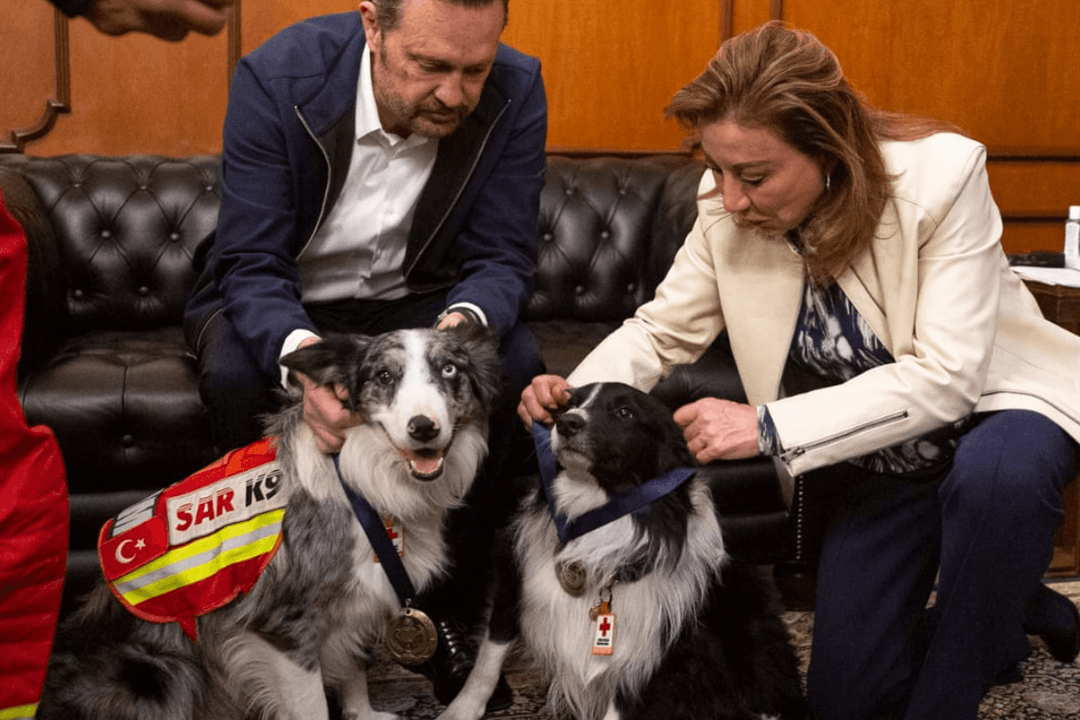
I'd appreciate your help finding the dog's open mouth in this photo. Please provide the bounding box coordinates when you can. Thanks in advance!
[397,447,446,480]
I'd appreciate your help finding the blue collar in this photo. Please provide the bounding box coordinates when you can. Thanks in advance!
[531,423,696,545]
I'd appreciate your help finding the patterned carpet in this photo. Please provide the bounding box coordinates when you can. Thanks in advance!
[366,580,1080,719]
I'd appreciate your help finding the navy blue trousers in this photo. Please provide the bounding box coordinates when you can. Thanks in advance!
[806,410,1078,720]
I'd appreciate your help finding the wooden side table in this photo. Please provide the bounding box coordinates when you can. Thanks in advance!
[1022,279,1080,577]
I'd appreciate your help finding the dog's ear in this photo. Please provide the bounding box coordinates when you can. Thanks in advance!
[650,397,696,470]
[445,323,503,412]
[280,334,372,410]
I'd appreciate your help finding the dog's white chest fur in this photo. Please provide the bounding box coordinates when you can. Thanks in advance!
[515,478,726,720]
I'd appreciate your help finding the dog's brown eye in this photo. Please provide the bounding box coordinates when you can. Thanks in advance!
[377,370,394,386]
[616,407,635,420]
[441,362,458,379]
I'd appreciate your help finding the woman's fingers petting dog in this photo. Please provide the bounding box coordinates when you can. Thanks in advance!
[673,397,760,463]
[518,374,573,428]
[296,371,365,454]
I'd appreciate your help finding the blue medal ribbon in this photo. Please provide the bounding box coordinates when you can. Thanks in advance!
[531,423,696,545]
[333,454,417,607]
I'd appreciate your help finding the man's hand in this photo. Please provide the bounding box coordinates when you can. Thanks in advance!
[673,397,759,463]
[518,374,572,428]
[435,311,470,330]
[292,337,363,454]
[84,0,233,41]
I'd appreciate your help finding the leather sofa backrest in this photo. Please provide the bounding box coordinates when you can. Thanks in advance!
[2,154,221,334]
[3,152,703,335]
[527,154,701,323]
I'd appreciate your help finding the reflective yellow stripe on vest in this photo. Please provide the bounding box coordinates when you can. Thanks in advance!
[0,704,37,720]
[113,508,285,606]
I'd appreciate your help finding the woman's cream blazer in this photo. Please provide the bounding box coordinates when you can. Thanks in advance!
[568,133,1080,477]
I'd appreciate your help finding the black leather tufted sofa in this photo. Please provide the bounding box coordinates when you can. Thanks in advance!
[0,153,808,611]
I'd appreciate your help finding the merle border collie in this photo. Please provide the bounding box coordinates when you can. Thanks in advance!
[38,325,502,720]
[438,382,806,720]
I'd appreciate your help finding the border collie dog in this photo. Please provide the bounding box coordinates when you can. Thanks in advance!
[38,325,502,720]
[439,382,806,720]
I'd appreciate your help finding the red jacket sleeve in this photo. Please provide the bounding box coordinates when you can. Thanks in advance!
[0,192,68,718]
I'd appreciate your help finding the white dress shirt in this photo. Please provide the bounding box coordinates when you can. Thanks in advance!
[281,50,439,379]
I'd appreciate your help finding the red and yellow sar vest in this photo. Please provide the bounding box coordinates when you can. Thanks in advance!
[98,438,287,641]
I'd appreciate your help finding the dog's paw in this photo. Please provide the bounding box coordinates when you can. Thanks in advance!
[342,711,400,720]
[435,699,485,720]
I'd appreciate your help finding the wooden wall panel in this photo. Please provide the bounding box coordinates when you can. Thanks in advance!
[11,15,231,156]
[502,0,722,152]
[241,0,355,57]
[779,0,1080,255]
[5,0,1080,253]
[3,4,64,150]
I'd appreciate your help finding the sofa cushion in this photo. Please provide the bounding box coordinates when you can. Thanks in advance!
[18,327,216,494]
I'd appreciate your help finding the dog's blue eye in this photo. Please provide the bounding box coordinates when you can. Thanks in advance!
[441,363,458,379]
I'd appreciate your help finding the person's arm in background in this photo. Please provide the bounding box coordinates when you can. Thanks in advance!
[47,0,232,42]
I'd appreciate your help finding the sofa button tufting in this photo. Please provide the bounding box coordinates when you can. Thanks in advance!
[121,434,135,447]
[72,289,84,299]
[138,286,150,296]
[170,232,181,242]
[542,232,553,242]
[101,229,112,239]
[600,230,611,239]
[575,285,585,295]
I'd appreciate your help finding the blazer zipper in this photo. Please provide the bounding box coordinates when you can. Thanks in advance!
[780,410,909,462]
[197,108,331,353]
[294,105,335,258]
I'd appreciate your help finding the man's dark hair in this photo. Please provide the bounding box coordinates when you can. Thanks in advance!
[374,0,509,31]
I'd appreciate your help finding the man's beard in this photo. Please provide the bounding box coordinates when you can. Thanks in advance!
[405,99,470,138]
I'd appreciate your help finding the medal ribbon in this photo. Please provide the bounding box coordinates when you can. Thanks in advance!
[531,423,696,545]
[333,454,417,607]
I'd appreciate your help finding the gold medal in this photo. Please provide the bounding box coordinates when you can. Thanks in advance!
[385,606,438,665]
[555,559,587,597]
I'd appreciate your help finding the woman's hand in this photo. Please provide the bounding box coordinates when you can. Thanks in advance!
[673,398,759,463]
[518,374,572,428]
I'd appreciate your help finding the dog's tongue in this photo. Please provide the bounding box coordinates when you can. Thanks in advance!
[399,448,445,479]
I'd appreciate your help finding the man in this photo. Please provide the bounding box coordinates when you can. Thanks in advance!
[183,0,547,706]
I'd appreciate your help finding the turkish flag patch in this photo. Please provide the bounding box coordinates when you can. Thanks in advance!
[98,437,288,641]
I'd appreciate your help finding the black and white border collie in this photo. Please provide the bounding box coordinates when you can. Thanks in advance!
[439,382,806,720]
[38,326,502,720]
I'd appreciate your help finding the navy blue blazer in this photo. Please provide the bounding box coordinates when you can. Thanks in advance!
[184,11,548,379]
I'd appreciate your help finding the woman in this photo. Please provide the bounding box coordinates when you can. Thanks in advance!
[519,22,1080,720]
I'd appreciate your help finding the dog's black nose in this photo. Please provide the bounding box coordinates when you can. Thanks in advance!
[408,415,440,442]
[555,412,584,438]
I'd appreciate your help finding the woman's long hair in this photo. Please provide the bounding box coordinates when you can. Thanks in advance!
[666,21,961,283]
